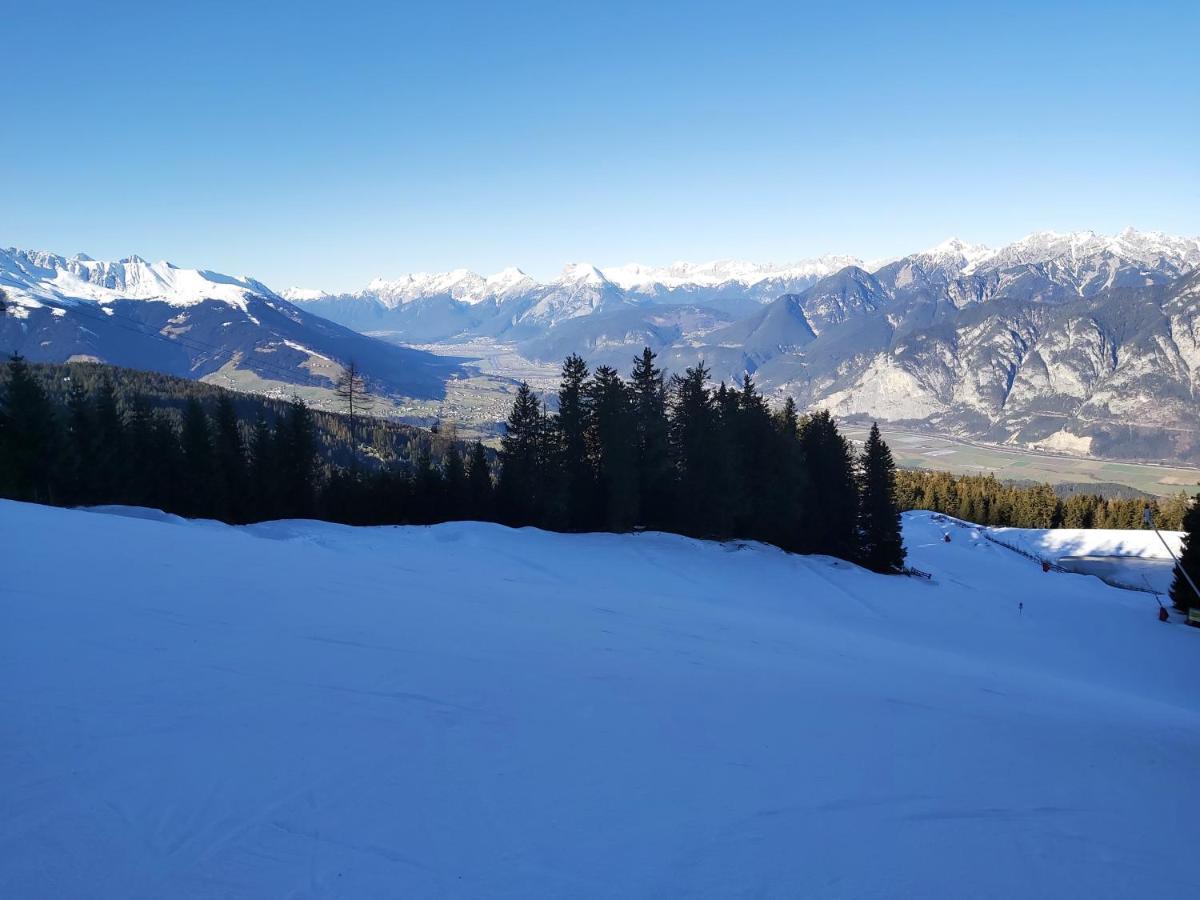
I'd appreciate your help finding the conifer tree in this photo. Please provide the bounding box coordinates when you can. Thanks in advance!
[555,354,596,530]
[587,365,638,531]
[797,410,858,557]
[63,380,95,504]
[443,441,467,520]
[147,410,183,514]
[1170,494,1200,613]
[181,397,216,518]
[0,354,60,503]
[334,360,373,463]
[856,422,906,573]
[213,393,247,521]
[466,440,493,521]
[92,378,127,502]
[770,397,809,552]
[249,412,278,520]
[278,397,317,518]
[410,446,442,524]
[669,363,722,537]
[124,394,157,508]
[497,382,544,527]
[733,375,776,541]
[629,347,671,529]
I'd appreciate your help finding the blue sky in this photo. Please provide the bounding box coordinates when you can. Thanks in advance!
[4,0,1197,290]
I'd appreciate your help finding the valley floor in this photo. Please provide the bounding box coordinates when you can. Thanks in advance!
[1,503,1197,898]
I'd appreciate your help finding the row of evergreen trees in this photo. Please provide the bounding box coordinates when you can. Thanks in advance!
[0,350,908,573]
[0,354,500,526]
[489,350,906,572]
[896,469,1194,531]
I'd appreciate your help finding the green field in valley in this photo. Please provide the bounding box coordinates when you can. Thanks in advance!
[841,426,1200,497]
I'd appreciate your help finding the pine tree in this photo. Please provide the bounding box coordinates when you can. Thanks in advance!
[0,354,60,503]
[797,410,858,557]
[1170,494,1200,613]
[497,383,545,527]
[668,363,718,537]
[410,446,443,524]
[147,411,183,514]
[733,375,776,541]
[771,397,809,552]
[63,380,95,504]
[213,393,247,521]
[555,354,596,530]
[856,422,906,573]
[249,412,278,520]
[587,365,638,532]
[124,394,157,508]
[278,397,317,518]
[466,440,493,521]
[181,397,216,518]
[92,378,127,502]
[443,441,467,520]
[629,347,672,529]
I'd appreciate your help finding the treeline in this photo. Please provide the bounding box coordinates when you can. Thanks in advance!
[0,355,490,524]
[0,350,909,573]
[21,360,439,470]
[485,350,906,572]
[897,470,1193,531]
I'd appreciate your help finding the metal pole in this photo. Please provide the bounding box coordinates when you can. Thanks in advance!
[1154,527,1200,603]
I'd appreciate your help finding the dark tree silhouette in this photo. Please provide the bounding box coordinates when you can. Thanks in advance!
[1170,495,1200,613]
[856,422,906,573]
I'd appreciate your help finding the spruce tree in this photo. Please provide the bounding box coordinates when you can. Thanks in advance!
[771,397,809,552]
[555,354,596,530]
[278,397,317,518]
[496,382,544,527]
[668,363,722,537]
[797,409,858,558]
[443,441,467,520]
[587,365,638,531]
[213,393,247,521]
[1170,495,1200,613]
[249,412,278,520]
[410,446,442,524]
[63,380,95,504]
[181,397,216,518]
[629,347,672,529]
[856,422,906,573]
[0,354,60,503]
[733,375,776,541]
[147,411,183,514]
[124,394,157,508]
[466,440,494,521]
[92,378,127,502]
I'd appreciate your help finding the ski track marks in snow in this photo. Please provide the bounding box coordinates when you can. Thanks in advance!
[2,501,1199,898]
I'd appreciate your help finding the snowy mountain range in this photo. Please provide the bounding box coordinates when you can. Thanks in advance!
[0,248,458,400]
[5,229,1200,463]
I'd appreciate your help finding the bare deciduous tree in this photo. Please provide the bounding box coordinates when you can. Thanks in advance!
[334,360,374,462]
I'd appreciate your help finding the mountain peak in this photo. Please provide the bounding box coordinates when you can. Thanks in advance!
[559,262,610,285]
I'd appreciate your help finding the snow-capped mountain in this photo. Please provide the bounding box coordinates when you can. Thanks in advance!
[2,249,276,311]
[288,228,1200,462]
[0,247,458,400]
[6,229,1200,463]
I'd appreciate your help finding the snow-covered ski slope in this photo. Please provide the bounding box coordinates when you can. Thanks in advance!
[2,501,1197,899]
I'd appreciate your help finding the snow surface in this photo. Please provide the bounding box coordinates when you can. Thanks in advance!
[984,524,1185,594]
[2,501,1199,898]
[987,524,1184,562]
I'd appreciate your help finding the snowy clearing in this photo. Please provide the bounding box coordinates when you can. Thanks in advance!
[2,502,1198,898]
[985,523,1184,593]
